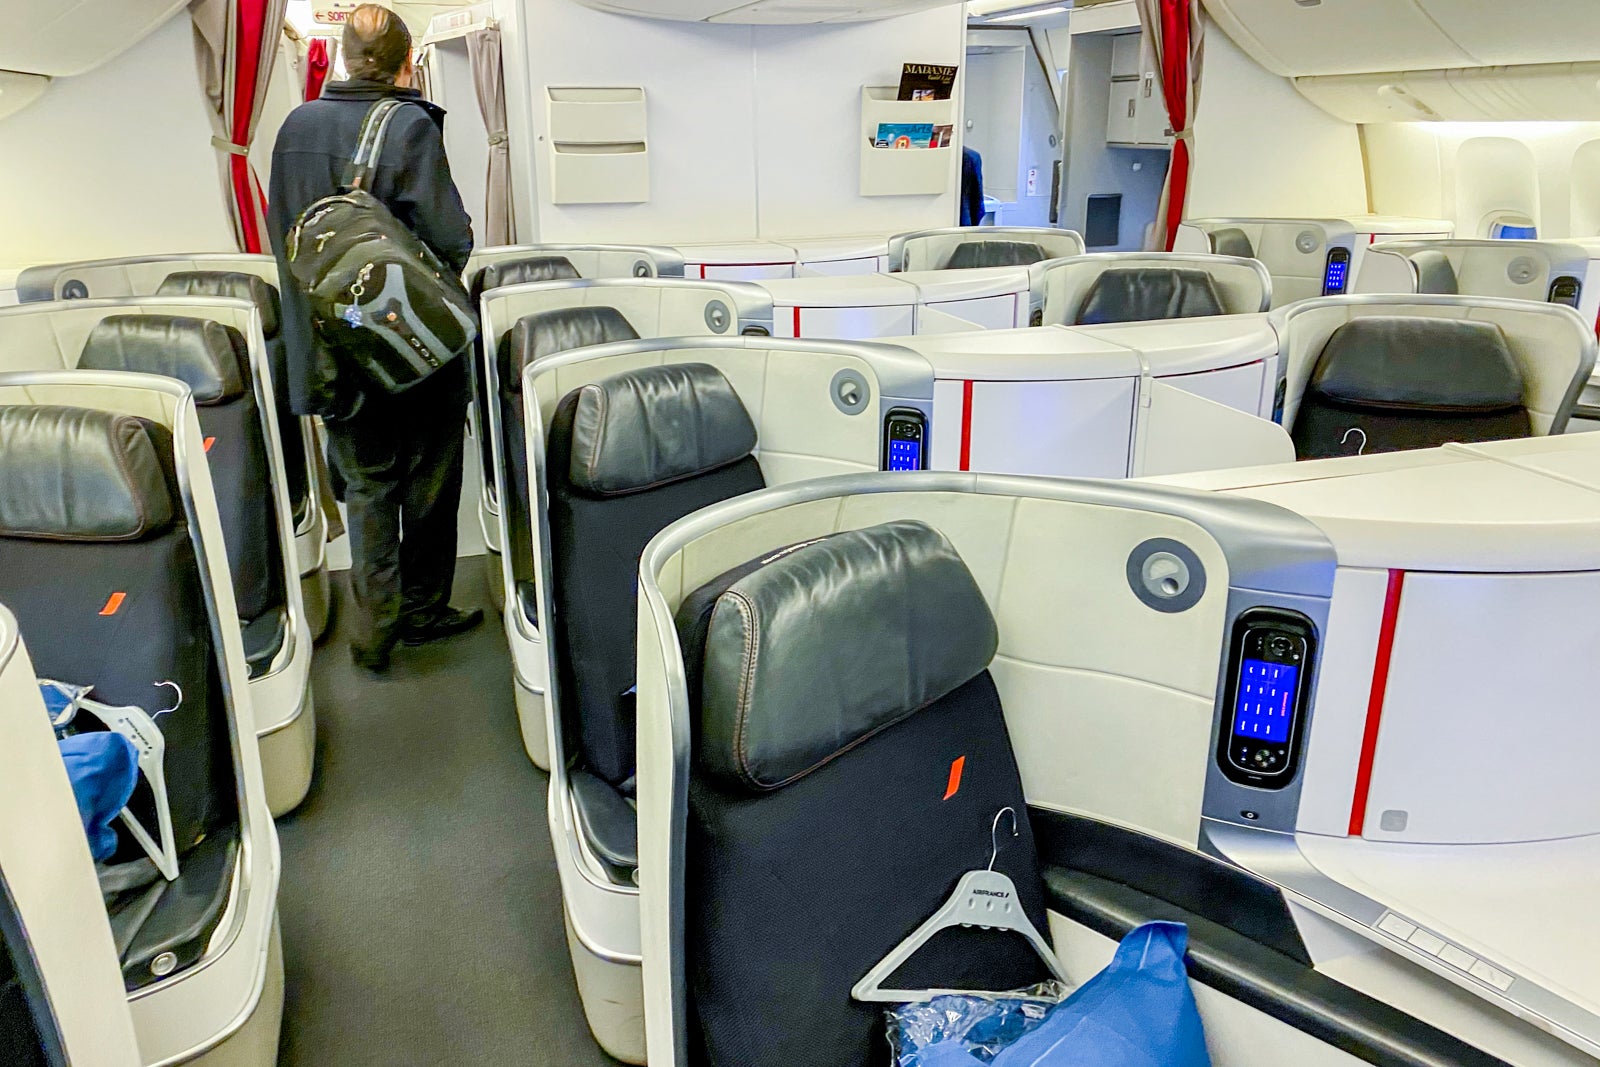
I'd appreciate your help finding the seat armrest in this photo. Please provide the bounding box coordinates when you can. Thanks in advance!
[569,769,637,879]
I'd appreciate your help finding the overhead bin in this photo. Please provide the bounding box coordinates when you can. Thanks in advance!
[1202,0,1600,79]
[568,0,961,23]
[0,0,188,77]
[1295,62,1600,124]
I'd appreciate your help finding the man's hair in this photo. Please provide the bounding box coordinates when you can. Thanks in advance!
[342,4,411,83]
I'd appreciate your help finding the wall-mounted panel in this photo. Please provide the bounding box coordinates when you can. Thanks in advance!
[0,0,188,77]
[1572,141,1600,239]
[1454,137,1540,237]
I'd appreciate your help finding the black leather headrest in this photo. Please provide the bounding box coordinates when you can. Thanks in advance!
[1075,268,1226,325]
[504,306,639,393]
[1208,227,1254,259]
[679,521,997,791]
[944,240,1047,269]
[0,406,175,542]
[471,256,581,301]
[1312,317,1524,409]
[80,316,249,406]
[1411,250,1459,296]
[157,271,281,339]
[565,363,755,496]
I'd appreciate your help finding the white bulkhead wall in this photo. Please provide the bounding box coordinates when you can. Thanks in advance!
[0,16,236,270]
[499,0,966,243]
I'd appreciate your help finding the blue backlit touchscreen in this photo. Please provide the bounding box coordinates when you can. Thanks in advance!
[887,437,922,471]
[1324,260,1348,292]
[1233,658,1297,743]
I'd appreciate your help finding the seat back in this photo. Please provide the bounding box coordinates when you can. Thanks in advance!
[465,243,686,284]
[154,270,309,523]
[1291,317,1532,458]
[675,521,1048,1067]
[497,307,642,594]
[1411,250,1459,295]
[1208,226,1254,259]
[0,405,235,867]
[889,227,1086,272]
[469,255,581,303]
[1035,253,1271,326]
[80,317,288,673]
[547,363,764,786]
[944,239,1047,269]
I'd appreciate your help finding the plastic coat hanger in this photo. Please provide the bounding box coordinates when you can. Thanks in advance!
[853,807,1069,1003]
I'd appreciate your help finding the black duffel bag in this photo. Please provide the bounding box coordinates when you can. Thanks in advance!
[286,98,477,394]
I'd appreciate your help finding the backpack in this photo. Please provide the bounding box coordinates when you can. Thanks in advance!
[285,98,478,394]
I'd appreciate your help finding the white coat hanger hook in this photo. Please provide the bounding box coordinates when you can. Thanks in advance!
[989,806,1019,872]
[153,680,183,718]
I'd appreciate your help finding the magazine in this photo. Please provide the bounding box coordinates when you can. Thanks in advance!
[873,123,945,149]
[897,63,958,101]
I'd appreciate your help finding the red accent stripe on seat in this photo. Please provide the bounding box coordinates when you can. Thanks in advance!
[958,381,975,471]
[1349,569,1405,836]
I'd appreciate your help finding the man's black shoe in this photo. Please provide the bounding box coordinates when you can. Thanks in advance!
[399,607,485,646]
[351,643,391,673]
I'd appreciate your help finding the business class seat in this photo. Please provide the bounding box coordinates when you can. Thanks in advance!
[12,255,333,642]
[550,364,765,874]
[638,473,1571,1067]
[1291,318,1531,459]
[888,227,1086,272]
[0,375,283,1065]
[520,334,935,1062]
[1276,297,1596,461]
[1032,252,1273,326]
[675,521,1049,1067]
[0,299,316,817]
[464,247,688,606]
[81,316,291,679]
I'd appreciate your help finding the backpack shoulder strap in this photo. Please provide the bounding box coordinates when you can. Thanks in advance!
[345,98,409,191]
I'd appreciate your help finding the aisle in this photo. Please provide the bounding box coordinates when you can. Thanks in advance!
[274,568,617,1066]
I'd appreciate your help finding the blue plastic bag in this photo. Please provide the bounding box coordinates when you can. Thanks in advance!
[56,732,140,862]
[890,984,1066,1065]
[905,922,1210,1067]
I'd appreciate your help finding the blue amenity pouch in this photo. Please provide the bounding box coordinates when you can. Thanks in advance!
[893,922,1210,1067]
[55,731,140,862]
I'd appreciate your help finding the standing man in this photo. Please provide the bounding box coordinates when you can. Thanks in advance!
[268,3,481,672]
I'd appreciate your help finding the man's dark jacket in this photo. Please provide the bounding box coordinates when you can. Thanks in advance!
[266,79,474,418]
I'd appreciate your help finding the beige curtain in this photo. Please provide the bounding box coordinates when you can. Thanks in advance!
[467,25,513,246]
[190,0,290,252]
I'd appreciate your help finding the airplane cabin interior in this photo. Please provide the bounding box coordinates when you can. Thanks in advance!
[2,0,1600,1064]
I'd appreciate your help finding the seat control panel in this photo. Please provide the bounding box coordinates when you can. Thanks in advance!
[1322,248,1351,295]
[883,408,927,471]
[1217,608,1316,789]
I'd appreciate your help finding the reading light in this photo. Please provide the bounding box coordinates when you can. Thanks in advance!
[987,5,1069,22]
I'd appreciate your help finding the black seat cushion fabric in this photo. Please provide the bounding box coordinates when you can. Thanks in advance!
[1209,227,1254,259]
[112,832,238,991]
[156,272,309,522]
[470,256,581,302]
[240,607,288,679]
[685,671,1052,1067]
[195,400,289,628]
[569,768,638,874]
[1292,317,1532,459]
[1075,268,1226,325]
[498,307,640,590]
[546,390,764,786]
[943,240,1047,269]
[1410,250,1459,295]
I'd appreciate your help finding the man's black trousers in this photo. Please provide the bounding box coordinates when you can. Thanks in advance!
[323,363,469,653]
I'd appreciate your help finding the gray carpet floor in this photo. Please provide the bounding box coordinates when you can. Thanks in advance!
[274,565,621,1066]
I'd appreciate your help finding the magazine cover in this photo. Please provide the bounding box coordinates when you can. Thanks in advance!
[897,63,959,101]
[873,123,936,149]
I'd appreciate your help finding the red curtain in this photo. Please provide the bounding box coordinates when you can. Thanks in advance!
[304,38,330,101]
[191,0,287,254]
[1136,0,1204,251]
